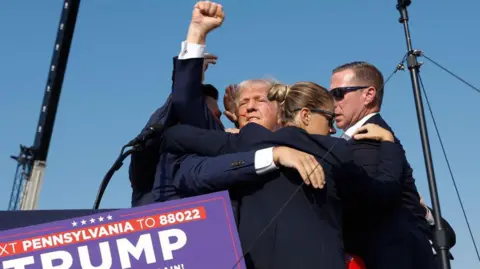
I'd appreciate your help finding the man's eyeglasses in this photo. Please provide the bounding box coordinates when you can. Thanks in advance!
[293,108,336,128]
[330,86,369,100]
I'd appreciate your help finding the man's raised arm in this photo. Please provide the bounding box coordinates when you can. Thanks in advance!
[171,1,225,129]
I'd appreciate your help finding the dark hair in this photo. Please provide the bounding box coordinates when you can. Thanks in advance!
[333,61,384,108]
[268,82,334,124]
[202,84,219,100]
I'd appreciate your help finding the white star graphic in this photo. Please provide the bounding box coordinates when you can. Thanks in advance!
[98,216,104,222]
[90,218,95,224]
[107,215,113,220]
[71,221,77,227]
[81,220,87,225]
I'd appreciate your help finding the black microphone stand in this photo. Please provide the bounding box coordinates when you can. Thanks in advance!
[93,145,136,210]
[396,1,451,269]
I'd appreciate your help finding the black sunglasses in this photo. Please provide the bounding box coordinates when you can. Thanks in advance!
[330,86,370,99]
[293,108,336,128]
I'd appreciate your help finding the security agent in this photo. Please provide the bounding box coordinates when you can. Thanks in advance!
[129,81,222,207]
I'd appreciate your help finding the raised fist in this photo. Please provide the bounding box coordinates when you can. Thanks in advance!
[190,1,225,34]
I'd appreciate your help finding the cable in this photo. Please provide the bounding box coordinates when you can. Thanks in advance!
[388,53,408,83]
[230,58,405,268]
[418,74,480,263]
[92,145,131,209]
[422,54,480,94]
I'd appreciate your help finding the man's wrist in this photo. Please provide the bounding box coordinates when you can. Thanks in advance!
[272,146,281,166]
[186,26,207,45]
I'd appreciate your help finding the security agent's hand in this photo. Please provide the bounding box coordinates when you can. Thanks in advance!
[418,192,433,219]
[203,53,218,72]
[352,123,394,142]
[187,1,225,44]
[202,53,218,82]
[223,84,239,125]
[273,146,325,189]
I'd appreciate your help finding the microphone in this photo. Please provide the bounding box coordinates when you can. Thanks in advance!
[93,123,165,210]
[125,124,165,147]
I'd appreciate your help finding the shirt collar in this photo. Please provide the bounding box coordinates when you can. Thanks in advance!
[344,112,379,137]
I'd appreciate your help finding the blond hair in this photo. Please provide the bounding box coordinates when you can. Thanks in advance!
[268,81,334,124]
[234,78,280,104]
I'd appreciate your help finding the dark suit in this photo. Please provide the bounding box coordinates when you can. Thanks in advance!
[151,57,223,203]
[343,113,436,269]
[163,123,405,269]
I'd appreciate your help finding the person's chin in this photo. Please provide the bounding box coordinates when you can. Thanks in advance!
[335,121,346,130]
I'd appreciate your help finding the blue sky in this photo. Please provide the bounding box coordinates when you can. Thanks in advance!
[0,0,479,267]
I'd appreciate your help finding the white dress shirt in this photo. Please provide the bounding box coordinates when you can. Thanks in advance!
[178,41,206,59]
[177,41,277,175]
[344,112,379,138]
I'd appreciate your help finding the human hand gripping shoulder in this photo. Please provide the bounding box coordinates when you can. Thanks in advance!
[351,123,394,143]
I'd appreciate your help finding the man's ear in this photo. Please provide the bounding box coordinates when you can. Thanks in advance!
[364,86,377,106]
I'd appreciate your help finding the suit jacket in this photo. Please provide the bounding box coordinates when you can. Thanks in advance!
[163,123,405,269]
[151,57,223,202]
[366,116,455,255]
[343,113,433,255]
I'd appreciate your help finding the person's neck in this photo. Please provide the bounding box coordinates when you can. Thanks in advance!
[344,108,379,132]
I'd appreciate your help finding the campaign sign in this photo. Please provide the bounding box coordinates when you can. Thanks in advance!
[0,191,245,269]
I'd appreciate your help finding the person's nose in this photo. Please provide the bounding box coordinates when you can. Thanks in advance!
[246,99,257,112]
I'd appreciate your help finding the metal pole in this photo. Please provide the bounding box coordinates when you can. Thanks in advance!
[396,1,451,268]
[17,0,81,210]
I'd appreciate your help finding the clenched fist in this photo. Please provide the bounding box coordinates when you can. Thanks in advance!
[190,1,225,35]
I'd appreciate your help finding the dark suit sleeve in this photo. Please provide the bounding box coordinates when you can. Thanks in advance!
[164,124,240,156]
[172,151,262,195]
[171,57,213,129]
[342,141,405,209]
